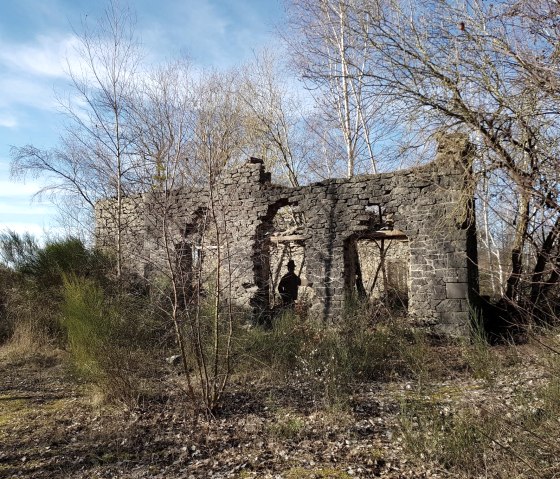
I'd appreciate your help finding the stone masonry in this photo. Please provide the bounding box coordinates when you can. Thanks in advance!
[96,134,479,337]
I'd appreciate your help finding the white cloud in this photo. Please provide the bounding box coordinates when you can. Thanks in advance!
[0,162,48,197]
[0,115,18,128]
[150,0,255,67]
[0,180,45,197]
[0,193,57,240]
[0,34,80,79]
[0,76,59,111]
[0,33,84,119]
[0,201,51,216]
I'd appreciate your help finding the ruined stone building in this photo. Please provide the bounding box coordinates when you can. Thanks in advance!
[96,134,479,337]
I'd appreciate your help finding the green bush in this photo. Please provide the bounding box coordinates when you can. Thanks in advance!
[19,237,110,290]
[61,276,108,373]
[60,276,141,405]
[0,235,118,353]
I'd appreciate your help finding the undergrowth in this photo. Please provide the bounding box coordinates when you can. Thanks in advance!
[239,303,450,406]
[2,235,560,476]
[398,325,560,478]
[60,275,160,406]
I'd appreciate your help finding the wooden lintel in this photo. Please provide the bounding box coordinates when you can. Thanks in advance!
[270,234,307,243]
[270,231,406,243]
[368,229,407,239]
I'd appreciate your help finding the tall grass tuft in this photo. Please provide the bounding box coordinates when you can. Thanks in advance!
[60,276,139,405]
[61,276,109,375]
[462,314,500,381]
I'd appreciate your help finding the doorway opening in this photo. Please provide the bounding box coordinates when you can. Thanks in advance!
[268,203,310,309]
[253,200,311,320]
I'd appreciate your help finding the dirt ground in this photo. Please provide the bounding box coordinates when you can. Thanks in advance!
[0,344,552,479]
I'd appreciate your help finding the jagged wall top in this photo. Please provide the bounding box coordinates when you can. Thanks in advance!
[95,134,477,336]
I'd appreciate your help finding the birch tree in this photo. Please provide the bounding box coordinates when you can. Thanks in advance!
[11,0,140,277]
[346,0,560,319]
[285,0,392,177]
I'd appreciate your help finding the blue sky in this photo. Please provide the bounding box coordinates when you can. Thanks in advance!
[0,0,284,238]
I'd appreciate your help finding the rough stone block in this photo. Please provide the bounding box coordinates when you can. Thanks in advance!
[436,299,463,312]
[446,282,468,299]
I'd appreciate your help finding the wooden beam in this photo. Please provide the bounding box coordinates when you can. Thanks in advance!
[270,234,307,243]
[270,231,407,243]
[367,230,408,239]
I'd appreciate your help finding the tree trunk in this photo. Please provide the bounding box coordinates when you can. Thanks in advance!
[505,192,530,302]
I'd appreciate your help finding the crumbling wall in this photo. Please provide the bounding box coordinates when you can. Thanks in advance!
[95,134,478,336]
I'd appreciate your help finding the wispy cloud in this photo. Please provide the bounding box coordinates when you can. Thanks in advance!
[0,32,88,123]
[142,0,282,68]
[0,34,79,79]
[0,0,285,240]
[0,201,51,216]
[0,161,48,197]
[0,179,47,198]
[0,115,18,129]
[0,76,58,112]
[0,162,56,236]
[1,222,54,238]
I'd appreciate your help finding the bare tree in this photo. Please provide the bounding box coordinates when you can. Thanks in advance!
[125,59,195,397]
[11,0,141,277]
[128,63,242,414]
[189,69,249,180]
[334,0,560,319]
[129,60,196,190]
[285,0,394,177]
[239,51,310,187]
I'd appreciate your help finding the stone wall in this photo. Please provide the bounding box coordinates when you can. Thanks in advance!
[95,134,478,336]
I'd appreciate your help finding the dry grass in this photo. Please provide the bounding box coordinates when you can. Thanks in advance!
[398,328,560,478]
[1,319,560,478]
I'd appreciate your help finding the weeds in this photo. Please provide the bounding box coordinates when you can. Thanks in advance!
[268,409,307,440]
[462,315,501,381]
[240,311,309,375]
[1,285,62,355]
[60,276,144,406]
[1,233,559,478]
[397,325,560,478]
[284,467,353,479]
[399,397,498,475]
[0,236,111,354]
[239,304,450,407]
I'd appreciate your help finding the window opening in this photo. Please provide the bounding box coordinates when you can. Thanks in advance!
[345,233,410,313]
